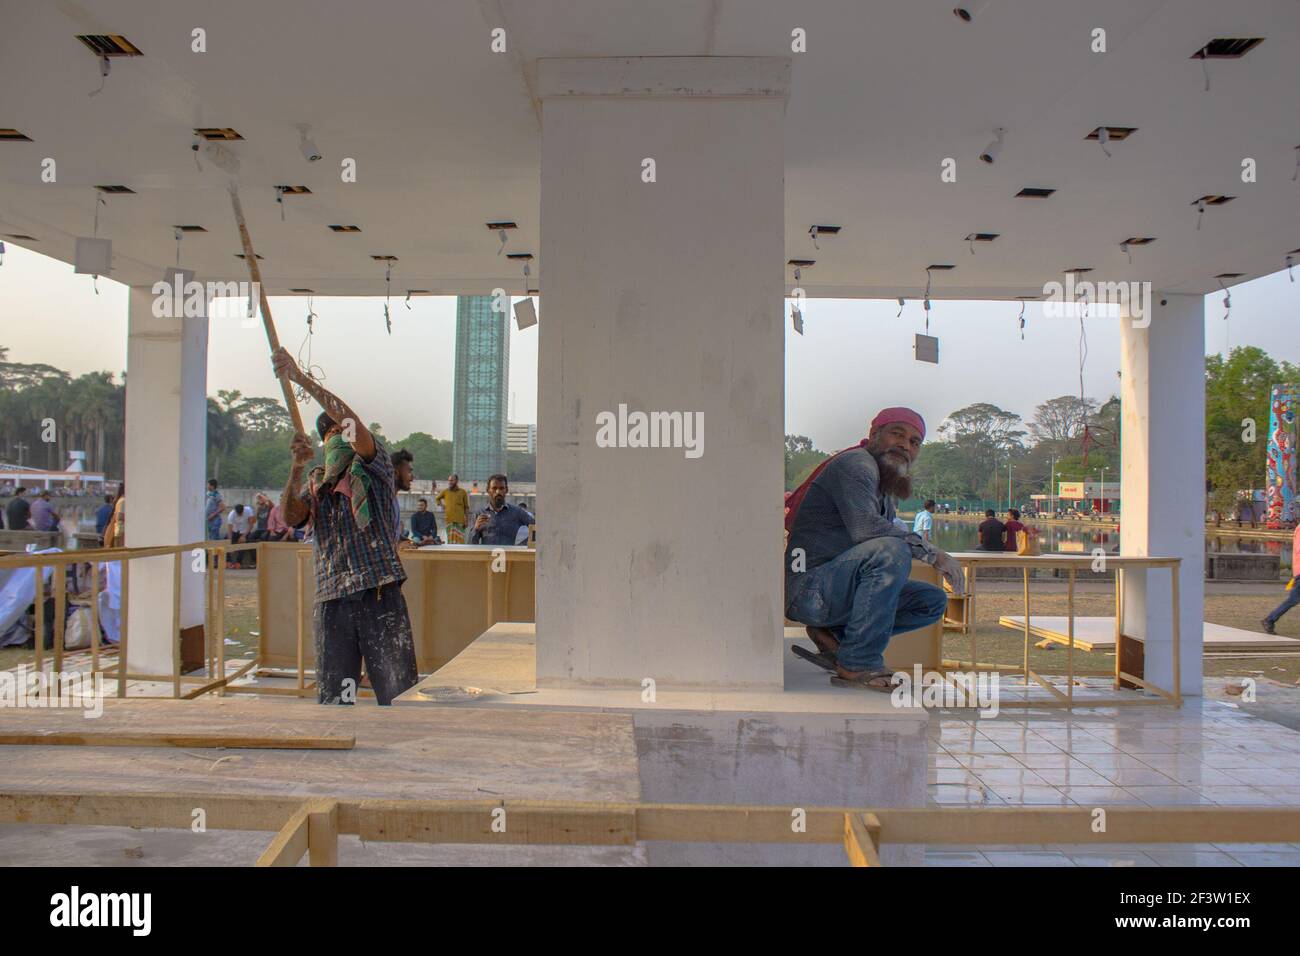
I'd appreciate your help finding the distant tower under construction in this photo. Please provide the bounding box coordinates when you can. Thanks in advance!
[452,294,510,483]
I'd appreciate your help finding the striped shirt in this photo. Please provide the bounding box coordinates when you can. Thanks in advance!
[294,442,406,603]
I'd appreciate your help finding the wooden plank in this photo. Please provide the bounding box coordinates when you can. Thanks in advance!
[33,562,44,693]
[172,551,182,699]
[181,658,258,700]
[118,559,129,698]
[843,811,882,867]
[0,791,301,831]
[1171,564,1182,707]
[1027,669,1070,702]
[53,560,66,696]
[90,561,101,675]
[296,550,306,690]
[308,799,339,867]
[255,802,312,867]
[0,730,355,750]
[3,792,1298,850]
[354,800,637,846]
[216,550,226,696]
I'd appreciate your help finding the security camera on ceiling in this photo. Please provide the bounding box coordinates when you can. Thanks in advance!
[979,128,1005,165]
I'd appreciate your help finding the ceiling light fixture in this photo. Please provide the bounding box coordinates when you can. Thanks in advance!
[979,128,1005,165]
[296,124,321,163]
[953,2,990,22]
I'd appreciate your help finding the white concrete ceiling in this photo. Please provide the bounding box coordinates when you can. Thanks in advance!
[1,0,1297,299]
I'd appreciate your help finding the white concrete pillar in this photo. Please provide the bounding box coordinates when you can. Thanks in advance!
[536,57,789,688]
[1120,292,1204,697]
[123,284,208,676]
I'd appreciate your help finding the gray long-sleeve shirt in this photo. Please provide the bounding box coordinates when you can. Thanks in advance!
[784,447,936,603]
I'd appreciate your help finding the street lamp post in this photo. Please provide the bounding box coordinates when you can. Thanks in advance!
[1098,466,1108,515]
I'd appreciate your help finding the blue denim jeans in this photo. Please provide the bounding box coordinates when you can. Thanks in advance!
[786,536,947,673]
[1265,578,1300,625]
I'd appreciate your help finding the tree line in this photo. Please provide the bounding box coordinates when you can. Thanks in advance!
[1,346,534,489]
[787,345,1293,513]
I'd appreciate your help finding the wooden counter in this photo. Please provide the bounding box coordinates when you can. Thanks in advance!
[256,543,535,673]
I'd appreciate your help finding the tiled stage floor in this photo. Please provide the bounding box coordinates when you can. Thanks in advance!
[922,686,1300,866]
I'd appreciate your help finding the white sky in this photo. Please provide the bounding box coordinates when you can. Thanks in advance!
[1,240,1295,451]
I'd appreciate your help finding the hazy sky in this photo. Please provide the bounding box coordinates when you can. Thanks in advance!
[1,240,1295,452]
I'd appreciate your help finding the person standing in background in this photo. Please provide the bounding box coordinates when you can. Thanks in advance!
[436,473,470,544]
[104,484,125,549]
[912,499,935,544]
[94,495,114,540]
[205,479,224,540]
[1262,523,1300,635]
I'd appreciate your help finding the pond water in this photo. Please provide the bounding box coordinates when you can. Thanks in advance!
[927,518,1292,574]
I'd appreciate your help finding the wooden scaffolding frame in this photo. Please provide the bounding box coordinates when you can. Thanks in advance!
[1,791,1297,867]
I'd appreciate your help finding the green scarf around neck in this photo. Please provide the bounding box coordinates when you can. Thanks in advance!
[310,434,374,530]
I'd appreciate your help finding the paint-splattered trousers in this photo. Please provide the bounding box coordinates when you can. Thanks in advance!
[313,582,418,705]
[785,536,946,673]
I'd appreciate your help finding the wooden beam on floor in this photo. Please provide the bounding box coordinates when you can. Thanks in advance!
[351,799,637,846]
[0,791,302,831]
[308,800,339,866]
[181,659,258,700]
[0,730,354,750]
[255,802,312,867]
[843,812,883,867]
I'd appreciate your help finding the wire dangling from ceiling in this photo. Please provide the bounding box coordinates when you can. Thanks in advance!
[294,295,325,402]
[923,269,932,336]
[1018,300,1026,340]
[383,261,393,335]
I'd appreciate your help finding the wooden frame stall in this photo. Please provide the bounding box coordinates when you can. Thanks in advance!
[944,552,1183,710]
[1,790,1295,867]
[0,541,243,701]
[0,540,536,702]
[252,543,536,696]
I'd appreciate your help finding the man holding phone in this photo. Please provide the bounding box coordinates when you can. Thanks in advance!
[470,474,534,546]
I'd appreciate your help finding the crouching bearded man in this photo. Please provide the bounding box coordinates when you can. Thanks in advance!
[784,407,965,691]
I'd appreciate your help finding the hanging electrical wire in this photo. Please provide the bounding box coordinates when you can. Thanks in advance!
[293,295,325,402]
[896,296,905,318]
[90,192,108,294]
[923,268,932,335]
[383,260,393,334]
[1017,300,1026,340]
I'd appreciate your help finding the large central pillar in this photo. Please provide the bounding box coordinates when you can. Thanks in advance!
[1120,292,1205,697]
[536,57,789,688]
[123,284,208,677]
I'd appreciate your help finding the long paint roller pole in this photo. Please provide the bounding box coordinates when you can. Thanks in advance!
[228,183,306,434]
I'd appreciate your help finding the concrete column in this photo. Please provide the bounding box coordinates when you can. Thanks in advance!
[123,284,208,676]
[536,57,789,688]
[1120,293,1205,697]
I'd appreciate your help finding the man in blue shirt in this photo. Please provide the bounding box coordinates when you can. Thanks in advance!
[912,499,935,544]
[94,495,114,537]
[205,479,224,539]
[785,408,963,690]
[469,475,533,546]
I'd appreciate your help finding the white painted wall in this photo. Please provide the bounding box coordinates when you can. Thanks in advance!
[536,58,789,688]
[123,284,208,676]
[1120,293,1205,697]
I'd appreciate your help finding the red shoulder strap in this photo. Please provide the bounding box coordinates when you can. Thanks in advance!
[784,440,868,532]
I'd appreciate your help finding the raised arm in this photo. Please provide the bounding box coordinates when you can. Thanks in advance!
[271,347,376,462]
[280,432,316,528]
